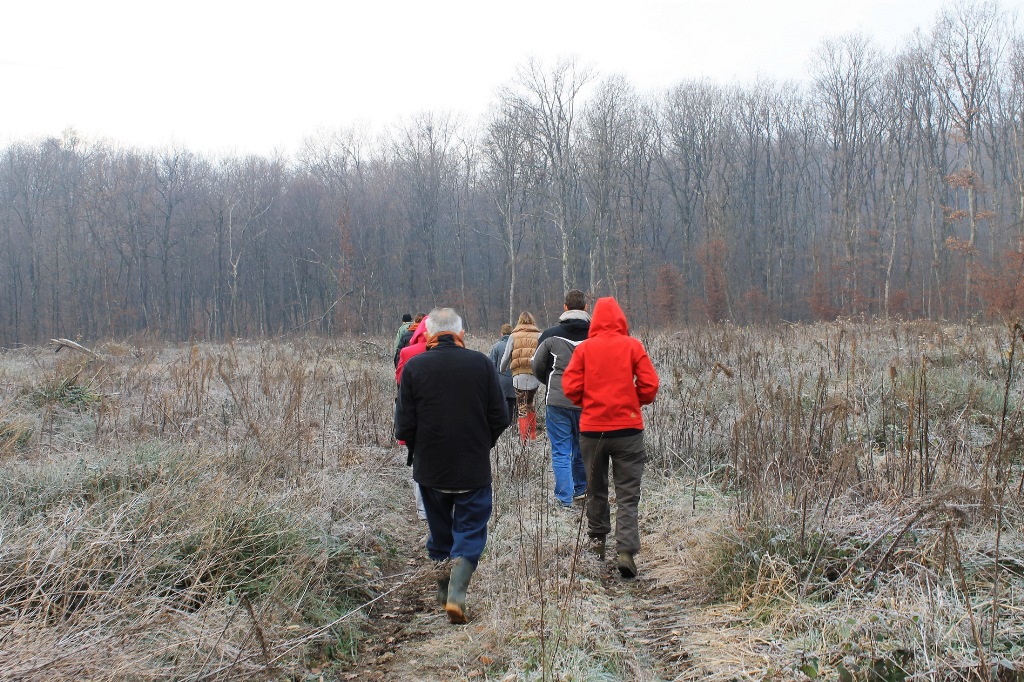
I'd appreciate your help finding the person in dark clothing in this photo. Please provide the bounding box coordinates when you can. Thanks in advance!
[394,312,425,367]
[395,307,510,623]
[393,313,413,356]
[532,289,591,508]
[488,323,517,425]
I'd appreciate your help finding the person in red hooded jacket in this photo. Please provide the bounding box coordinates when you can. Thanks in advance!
[396,316,430,520]
[562,297,659,579]
[397,316,430,383]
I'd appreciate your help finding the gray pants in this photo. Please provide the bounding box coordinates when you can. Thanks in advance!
[581,432,646,554]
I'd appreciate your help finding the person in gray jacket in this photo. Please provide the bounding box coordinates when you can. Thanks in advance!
[488,323,517,424]
[531,289,591,508]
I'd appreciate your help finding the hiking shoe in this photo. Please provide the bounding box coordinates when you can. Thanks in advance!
[589,535,606,561]
[617,551,637,579]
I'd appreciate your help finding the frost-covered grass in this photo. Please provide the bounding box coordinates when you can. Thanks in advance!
[0,338,404,679]
[641,320,1024,681]
[0,321,1021,680]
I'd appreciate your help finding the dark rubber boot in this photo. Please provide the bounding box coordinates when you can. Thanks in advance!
[617,551,637,579]
[436,576,450,606]
[589,535,606,561]
[435,562,451,606]
[444,557,475,624]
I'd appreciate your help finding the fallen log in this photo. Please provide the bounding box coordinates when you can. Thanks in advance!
[50,338,101,360]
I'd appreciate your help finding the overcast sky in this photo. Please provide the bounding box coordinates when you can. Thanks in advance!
[2,0,1021,157]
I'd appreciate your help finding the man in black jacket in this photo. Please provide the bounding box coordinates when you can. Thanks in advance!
[532,289,591,508]
[395,307,510,623]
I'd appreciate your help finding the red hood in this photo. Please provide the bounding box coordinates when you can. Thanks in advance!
[409,318,429,345]
[588,297,629,337]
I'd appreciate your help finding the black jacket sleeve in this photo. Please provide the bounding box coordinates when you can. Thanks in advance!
[395,371,417,457]
[486,363,511,443]
[532,338,554,385]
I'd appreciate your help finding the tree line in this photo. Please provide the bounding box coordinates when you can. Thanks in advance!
[2,1,1023,345]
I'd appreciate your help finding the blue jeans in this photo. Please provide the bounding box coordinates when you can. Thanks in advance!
[420,485,492,567]
[546,405,587,506]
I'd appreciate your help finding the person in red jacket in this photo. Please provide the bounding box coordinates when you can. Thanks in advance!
[562,297,659,578]
[396,316,430,521]
[396,317,429,383]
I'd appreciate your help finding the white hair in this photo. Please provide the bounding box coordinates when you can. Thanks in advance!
[425,308,463,335]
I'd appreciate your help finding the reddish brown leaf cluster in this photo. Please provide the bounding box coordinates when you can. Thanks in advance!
[697,240,729,322]
[977,247,1024,318]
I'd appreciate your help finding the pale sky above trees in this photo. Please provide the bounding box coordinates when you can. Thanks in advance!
[2,0,1022,156]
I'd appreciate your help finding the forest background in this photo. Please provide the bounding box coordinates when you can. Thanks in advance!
[2,1,1024,345]
[5,3,1024,680]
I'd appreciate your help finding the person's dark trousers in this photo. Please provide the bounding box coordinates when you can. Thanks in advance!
[505,397,517,426]
[420,485,493,567]
[547,405,587,506]
[580,433,646,554]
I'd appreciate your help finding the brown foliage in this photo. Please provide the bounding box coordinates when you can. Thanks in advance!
[741,287,773,324]
[697,240,729,322]
[945,168,979,189]
[887,289,910,317]
[978,247,1024,318]
[653,264,685,324]
[808,271,839,320]
[945,236,976,254]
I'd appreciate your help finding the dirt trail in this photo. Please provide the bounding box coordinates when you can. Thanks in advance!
[610,565,697,679]
[334,512,454,681]
[333,431,698,681]
[333,505,699,682]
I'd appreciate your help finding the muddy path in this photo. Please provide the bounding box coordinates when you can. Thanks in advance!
[334,510,700,681]
[333,512,453,681]
[332,434,702,681]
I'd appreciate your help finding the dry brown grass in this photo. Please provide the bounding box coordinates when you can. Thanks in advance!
[0,321,1022,680]
[0,338,404,680]
[640,320,1024,681]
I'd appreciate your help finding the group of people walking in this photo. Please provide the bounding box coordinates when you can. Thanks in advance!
[392,291,660,624]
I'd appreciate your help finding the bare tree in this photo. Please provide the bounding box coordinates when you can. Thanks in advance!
[582,76,635,298]
[929,0,1010,312]
[877,49,925,318]
[812,32,882,314]
[1007,37,1024,238]
[505,57,593,296]
[4,141,56,341]
[483,101,540,322]
[392,112,462,302]
[656,79,726,295]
